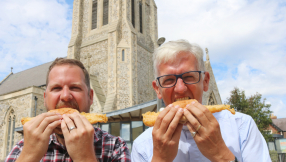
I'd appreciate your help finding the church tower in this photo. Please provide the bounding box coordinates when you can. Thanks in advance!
[67,0,158,113]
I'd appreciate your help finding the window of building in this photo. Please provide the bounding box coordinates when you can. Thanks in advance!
[208,91,217,105]
[101,123,109,132]
[111,122,120,137]
[5,113,15,156]
[132,121,143,141]
[131,0,135,28]
[6,116,11,156]
[139,1,143,33]
[92,0,98,29]
[99,121,149,151]
[103,0,109,25]
[121,123,131,149]
[122,50,125,61]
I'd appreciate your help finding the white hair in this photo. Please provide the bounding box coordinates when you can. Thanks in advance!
[153,39,205,79]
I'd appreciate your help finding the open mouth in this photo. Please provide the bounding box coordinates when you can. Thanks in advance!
[175,97,190,102]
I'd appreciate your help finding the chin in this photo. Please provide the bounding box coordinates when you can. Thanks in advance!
[54,128,65,139]
[56,134,65,139]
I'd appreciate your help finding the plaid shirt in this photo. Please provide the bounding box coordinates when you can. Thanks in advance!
[5,127,131,162]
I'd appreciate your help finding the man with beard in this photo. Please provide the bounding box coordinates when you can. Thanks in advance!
[5,58,131,162]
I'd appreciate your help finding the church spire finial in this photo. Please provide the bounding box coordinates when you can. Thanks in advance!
[205,48,209,61]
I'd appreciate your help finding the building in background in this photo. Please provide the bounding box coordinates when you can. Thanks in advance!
[267,114,286,162]
[267,114,286,138]
[0,0,222,159]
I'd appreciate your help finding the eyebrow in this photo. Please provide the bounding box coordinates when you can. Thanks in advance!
[70,83,83,87]
[49,83,83,88]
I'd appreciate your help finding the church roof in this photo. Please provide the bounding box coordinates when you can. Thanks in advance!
[0,61,53,96]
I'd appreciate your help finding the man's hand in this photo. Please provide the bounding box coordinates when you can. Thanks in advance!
[61,113,97,162]
[16,112,62,162]
[183,101,235,162]
[151,104,184,162]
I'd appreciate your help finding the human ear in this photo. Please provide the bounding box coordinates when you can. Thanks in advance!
[89,89,94,105]
[44,92,46,107]
[203,72,210,92]
[152,80,162,99]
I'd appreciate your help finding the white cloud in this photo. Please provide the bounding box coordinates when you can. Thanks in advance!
[156,0,286,117]
[0,0,285,118]
[265,97,286,119]
[0,0,71,79]
[157,0,286,59]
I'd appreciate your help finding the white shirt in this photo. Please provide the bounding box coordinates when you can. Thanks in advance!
[131,111,271,162]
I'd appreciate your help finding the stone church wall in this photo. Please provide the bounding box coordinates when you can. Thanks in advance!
[0,104,10,159]
[117,48,131,109]
[137,45,154,104]
[80,40,109,95]
[131,33,138,105]
[33,93,47,116]
[0,94,32,159]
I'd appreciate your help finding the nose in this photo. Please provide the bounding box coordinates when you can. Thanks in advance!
[174,78,187,93]
[60,86,72,101]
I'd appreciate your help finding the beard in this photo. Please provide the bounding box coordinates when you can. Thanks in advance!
[56,133,65,139]
[52,100,79,138]
[55,100,79,110]
[54,128,65,139]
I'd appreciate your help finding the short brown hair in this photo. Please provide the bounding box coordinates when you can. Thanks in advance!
[46,58,90,90]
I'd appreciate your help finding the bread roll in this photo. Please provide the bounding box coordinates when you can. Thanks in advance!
[142,99,235,126]
[21,108,108,125]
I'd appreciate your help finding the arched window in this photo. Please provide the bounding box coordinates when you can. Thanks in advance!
[5,111,15,156]
[103,0,109,25]
[6,116,11,155]
[131,0,135,28]
[122,50,125,61]
[208,92,217,105]
[139,1,143,33]
[92,0,98,29]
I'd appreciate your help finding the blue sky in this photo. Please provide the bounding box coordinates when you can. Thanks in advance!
[0,0,286,118]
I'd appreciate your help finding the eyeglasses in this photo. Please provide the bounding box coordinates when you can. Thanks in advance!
[156,71,205,88]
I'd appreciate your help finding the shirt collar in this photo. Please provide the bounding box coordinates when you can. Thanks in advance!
[49,133,66,148]
[93,127,101,143]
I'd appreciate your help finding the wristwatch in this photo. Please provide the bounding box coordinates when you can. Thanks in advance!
[229,157,238,162]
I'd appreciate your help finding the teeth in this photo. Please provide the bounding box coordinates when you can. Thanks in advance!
[175,97,189,101]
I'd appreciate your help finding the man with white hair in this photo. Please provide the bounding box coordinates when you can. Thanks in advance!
[131,40,271,162]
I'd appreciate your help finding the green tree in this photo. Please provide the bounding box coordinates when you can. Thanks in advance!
[225,87,273,142]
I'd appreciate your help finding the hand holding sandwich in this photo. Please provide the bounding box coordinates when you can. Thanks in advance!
[16,112,62,162]
[183,101,235,162]
[151,104,184,162]
[61,112,97,162]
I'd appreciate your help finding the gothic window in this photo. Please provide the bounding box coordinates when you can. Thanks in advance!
[208,95,215,105]
[103,0,109,25]
[131,0,135,28]
[92,0,98,29]
[11,116,15,148]
[122,50,125,61]
[139,1,143,33]
[208,92,217,105]
[5,110,15,156]
[6,116,11,155]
